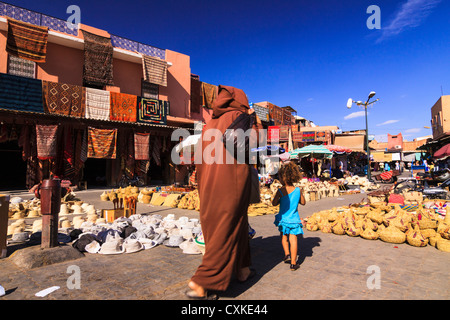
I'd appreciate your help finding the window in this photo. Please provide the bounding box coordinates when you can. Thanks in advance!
[7,55,36,79]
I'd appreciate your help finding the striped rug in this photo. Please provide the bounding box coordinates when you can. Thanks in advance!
[81,30,114,87]
[0,73,43,113]
[87,127,117,159]
[36,124,58,160]
[142,55,167,87]
[6,18,49,63]
[42,80,86,118]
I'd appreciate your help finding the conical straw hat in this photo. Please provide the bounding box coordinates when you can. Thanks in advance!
[87,214,98,223]
[73,216,85,229]
[60,204,69,216]
[85,205,96,215]
[61,220,73,229]
[32,220,43,233]
[27,209,40,218]
[11,211,25,219]
[72,204,83,215]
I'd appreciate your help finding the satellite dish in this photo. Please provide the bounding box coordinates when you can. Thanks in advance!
[347,98,353,109]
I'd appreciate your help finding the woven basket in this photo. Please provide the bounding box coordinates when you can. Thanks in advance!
[367,210,384,224]
[429,234,441,247]
[368,195,387,204]
[436,238,450,252]
[383,212,397,227]
[379,226,406,244]
[362,218,378,231]
[345,225,362,237]
[320,222,333,233]
[391,216,410,232]
[418,219,437,230]
[439,224,450,240]
[406,225,428,247]
[421,228,437,239]
[328,209,339,222]
[437,221,449,234]
[331,221,345,235]
[361,227,379,240]
[100,192,109,201]
[445,207,450,224]
[342,216,356,229]
[306,222,319,232]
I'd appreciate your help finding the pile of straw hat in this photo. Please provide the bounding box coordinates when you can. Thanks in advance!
[7,219,26,236]
[304,202,450,252]
[8,198,41,219]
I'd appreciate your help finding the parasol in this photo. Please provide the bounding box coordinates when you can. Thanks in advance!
[324,144,352,154]
[433,143,450,160]
[380,171,393,180]
[289,144,333,160]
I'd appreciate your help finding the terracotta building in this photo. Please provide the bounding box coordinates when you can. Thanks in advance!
[431,95,450,140]
[0,2,212,190]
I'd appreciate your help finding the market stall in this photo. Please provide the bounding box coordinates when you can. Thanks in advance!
[289,144,333,160]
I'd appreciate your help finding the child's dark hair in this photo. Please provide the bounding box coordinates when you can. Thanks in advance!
[278,162,302,186]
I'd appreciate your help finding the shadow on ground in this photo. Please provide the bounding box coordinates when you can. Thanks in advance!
[219,235,322,298]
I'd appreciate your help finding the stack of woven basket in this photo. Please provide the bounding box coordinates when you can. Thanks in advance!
[101,186,140,202]
[177,189,200,211]
[304,203,450,252]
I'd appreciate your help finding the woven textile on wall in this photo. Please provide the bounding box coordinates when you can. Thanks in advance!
[138,98,168,125]
[142,54,167,87]
[0,73,43,113]
[141,80,159,99]
[6,18,49,63]
[42,81,86,118]
[81,30,114,87]
[36,124,58,160]
[87,127,117,159]
[85,87,110,120]
[7,54,36,78]
[202,82,217,109]
[190,77,202,114]
[152,136,162,166]
[134,132,150,160]
[110,91,138,122]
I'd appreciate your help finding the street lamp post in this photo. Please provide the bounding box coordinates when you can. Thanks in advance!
[347,92,379,181]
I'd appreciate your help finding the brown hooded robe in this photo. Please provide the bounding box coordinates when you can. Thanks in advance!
[191,85,261,291]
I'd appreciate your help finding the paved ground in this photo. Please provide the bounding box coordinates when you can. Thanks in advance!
[0,187,449,303]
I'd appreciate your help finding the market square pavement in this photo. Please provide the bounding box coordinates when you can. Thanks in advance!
[0,188,449,301]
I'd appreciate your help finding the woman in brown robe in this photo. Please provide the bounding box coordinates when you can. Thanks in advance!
[187,85,262,299]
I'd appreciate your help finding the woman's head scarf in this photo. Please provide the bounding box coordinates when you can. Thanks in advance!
[212,85,249,119]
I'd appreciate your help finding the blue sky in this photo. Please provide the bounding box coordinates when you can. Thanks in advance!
[5,0,450,142]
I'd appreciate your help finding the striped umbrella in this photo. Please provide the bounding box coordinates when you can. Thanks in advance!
[324,144,352,153]
[289,144,333,159]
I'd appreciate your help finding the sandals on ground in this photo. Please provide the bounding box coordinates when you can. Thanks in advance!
[185,289,218,300]
[290,263,300,271]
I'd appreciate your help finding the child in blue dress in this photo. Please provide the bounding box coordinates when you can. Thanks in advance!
[272,162,306,271]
